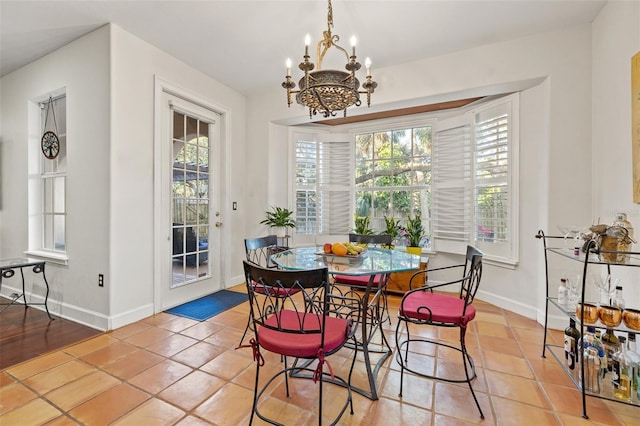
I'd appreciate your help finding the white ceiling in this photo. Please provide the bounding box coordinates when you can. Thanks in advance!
[1,0,606,96]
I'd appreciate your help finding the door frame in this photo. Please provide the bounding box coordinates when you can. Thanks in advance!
[153,76,231,312]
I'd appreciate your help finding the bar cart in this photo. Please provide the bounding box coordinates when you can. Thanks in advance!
[536,230,640,418]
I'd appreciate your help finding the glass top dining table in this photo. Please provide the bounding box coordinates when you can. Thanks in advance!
[271,246,423,400]
[270,246,422,276]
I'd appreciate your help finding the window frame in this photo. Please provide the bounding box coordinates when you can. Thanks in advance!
[289,93,519,266]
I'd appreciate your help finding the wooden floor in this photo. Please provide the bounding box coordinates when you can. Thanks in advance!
[0,298,103,370]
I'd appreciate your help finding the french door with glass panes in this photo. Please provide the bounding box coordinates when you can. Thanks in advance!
[159,92,221,310]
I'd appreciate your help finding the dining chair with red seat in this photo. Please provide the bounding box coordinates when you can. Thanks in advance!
[394,245,485,419]
[239,235,292,346]
[239,260,360,426]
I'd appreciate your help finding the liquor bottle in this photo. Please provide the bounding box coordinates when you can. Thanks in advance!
[564,318,580,370]
[611,285,625,309]
[601,328,620,373]
[611,336,632,401]
[626,333,640,391]
[593,330,608,379]
[557,278,567,307]
[612,212,634,242]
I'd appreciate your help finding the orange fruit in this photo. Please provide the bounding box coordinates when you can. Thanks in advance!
[331,243,348,256]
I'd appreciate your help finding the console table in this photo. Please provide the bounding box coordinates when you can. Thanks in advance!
[0,258,53,320]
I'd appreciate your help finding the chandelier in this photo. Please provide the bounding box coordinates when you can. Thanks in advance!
[282,0,377,118]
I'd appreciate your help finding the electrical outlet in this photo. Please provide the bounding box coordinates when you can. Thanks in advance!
[98,274,104,287]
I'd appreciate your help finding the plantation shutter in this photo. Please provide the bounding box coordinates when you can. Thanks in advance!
[318,134,351,235]
[432,114,473,255]
[472,97,517,260]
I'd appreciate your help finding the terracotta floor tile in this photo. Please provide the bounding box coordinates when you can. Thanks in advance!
[123,326,175,348]
[193,382,254,424]
[128,359,192,394]
[141,312,182,327]
[43,415,83,426]
[5,351,74,380]
[474,321,514,339]
[477,334,523,358]
[0,397,62,425]
[63,334,115,357]
[145,333,198,357]
[44,370,120,411]
[156,315,200,333]
[171,341,225,368]
[203,326,244,349]
[381,368,434,409]
[158,370,225,411]
[541,382,624,424]
[101,348,164,380]
[200,349,253,381]
[174,415,214,426]
[485,370,550,408]
[491,396,560,425]
[432,382,494,424]
[23,360,95,394]
[0,382,37,414]
[80,340,138,367]
[179,321,225,340]
[108,321,152,340]
[0,371,15,387]
[111,398,185,425]
[68,383,149,425]
[481,350,535,379]
[527,357,576,387]
[369,397,432,426]
[432,414,479,425]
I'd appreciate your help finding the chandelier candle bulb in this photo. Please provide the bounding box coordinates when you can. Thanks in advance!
[304,34,310,56]
[365,57,371,77]
[350,36,356,56]
[286,58,291,76]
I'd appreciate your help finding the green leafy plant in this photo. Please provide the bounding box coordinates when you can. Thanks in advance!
[382,216,402,239]
[404,214,425,247]
[260,206,296,229]
[353,214,374,235]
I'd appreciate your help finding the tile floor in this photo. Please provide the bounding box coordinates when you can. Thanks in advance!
[1,285,639,425]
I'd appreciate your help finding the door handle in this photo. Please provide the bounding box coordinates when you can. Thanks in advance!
[215,222,222,228]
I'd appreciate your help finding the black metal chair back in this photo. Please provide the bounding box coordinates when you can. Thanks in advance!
[244,235,283,268]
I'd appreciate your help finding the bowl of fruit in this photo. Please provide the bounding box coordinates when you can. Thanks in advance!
[322,242,366,257]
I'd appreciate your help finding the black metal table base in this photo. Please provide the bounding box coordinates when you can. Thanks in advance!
[0,259,53,320]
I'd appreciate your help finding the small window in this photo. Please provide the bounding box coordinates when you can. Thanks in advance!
[28,92,67,261]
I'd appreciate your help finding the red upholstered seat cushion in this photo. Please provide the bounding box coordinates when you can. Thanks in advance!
[399,291,476,327]
[258,310,351,357]
[252,281,301,297]
[333,274,382,288]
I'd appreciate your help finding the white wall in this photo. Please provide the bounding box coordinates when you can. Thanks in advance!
[246,23,598,323]
[591,1,640,308]
[108,25,247,328]
[0,27,111,328]
[0,24,247,330]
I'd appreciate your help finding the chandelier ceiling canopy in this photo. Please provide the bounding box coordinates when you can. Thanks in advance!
[282,0,377,118]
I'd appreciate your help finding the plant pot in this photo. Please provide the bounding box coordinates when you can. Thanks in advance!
[406,246,422,256]
[273,227,288,238]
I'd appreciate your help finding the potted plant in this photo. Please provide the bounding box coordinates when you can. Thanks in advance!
[404,213,425,255]
[260,206,296,237]
[353,214,374,235]
[382,215,402,248]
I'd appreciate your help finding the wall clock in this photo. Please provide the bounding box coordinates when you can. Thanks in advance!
[41,96,60,160]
